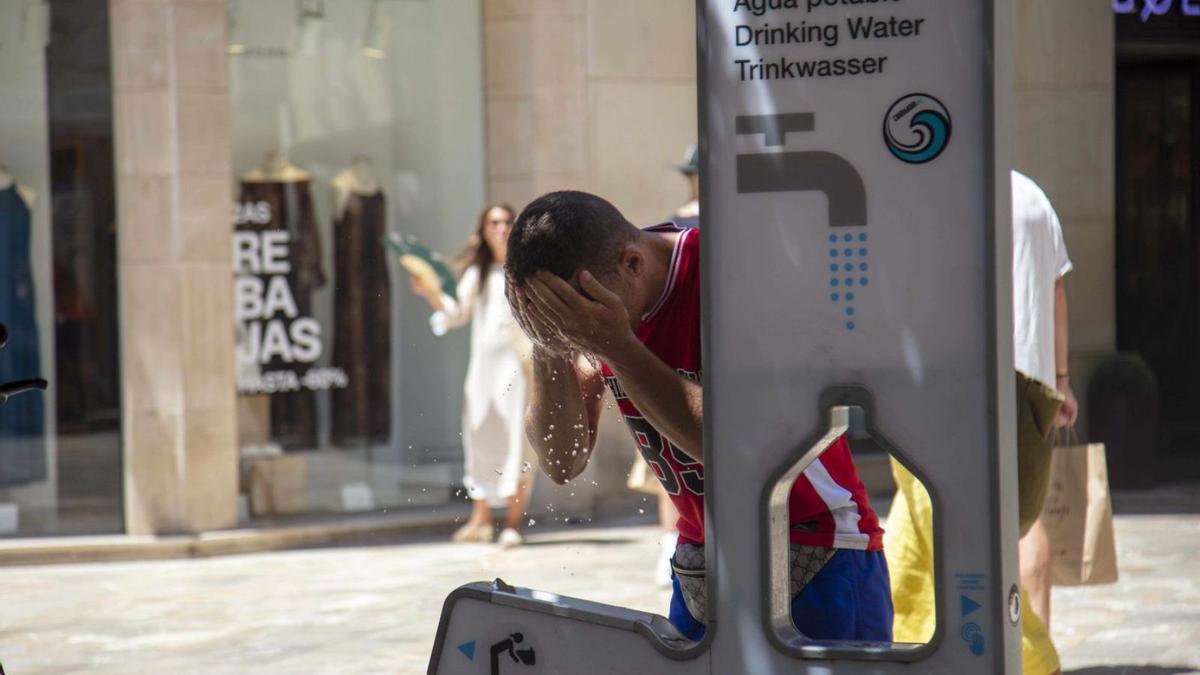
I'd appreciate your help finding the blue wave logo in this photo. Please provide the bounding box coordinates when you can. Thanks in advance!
[883,94,952,164]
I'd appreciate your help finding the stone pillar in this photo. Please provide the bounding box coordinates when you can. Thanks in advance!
[481,0,696,223]
[1012,0,1116,432]
[110,0,238,534]
[584,0,697,225]
[481,0,698,512]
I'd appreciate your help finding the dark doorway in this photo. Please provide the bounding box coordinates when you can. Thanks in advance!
[1115,25,1200,483]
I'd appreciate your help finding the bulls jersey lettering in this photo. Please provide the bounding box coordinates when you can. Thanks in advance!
[600,224,883,551]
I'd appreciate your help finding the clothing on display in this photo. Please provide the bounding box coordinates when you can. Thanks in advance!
[237,162,326,452]
[0,181,47,486]
[330,162,391,446]
[48,137,120,431]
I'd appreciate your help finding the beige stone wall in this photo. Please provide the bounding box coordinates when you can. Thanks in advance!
[1012,1,1116,430]
[483,0,698,224]
[110,0,239,535]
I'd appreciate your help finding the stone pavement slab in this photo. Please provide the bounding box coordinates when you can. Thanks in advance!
[0,515,1197,674]
[0,524,670,675]
[1052,515,1200,673]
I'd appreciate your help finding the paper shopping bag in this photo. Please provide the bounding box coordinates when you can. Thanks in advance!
[1042,443,1119,586]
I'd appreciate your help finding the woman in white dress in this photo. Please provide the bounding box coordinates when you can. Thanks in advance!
[411,204,533,548]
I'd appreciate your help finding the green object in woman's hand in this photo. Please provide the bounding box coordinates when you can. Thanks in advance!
[383,232,458,301]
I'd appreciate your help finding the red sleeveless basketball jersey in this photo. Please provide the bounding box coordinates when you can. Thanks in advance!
[600,224,883,550]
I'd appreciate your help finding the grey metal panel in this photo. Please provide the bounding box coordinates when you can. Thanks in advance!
[699,0,1018,672]
[427,582,707,674]
[987,0,1022,670]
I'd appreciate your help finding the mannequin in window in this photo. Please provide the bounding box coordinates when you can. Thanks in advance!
[0,164,47,486]
[237,151,325,451]
[330,156,391,445]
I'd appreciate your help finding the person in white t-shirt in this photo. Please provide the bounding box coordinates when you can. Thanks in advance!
[1011,170,1077,637]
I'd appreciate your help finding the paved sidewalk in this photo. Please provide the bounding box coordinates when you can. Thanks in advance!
[1,514,1197,674]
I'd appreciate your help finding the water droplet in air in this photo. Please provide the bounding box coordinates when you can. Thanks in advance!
[638,508,645,514]
[494,469,504,475]
[522,461,532,473]
[528,518,536,526]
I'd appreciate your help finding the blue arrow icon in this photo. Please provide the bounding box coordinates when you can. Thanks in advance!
[457,640,476,661]
[961,594,981,618]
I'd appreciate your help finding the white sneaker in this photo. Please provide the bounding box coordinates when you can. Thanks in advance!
[655,531,678,587]
[498,528,524,549]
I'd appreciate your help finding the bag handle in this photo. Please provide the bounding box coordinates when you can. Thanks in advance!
[1054,423,1080,448]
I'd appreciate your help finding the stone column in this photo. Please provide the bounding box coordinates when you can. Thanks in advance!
[481,0,697,223]
[110,0,238,534]
[1012,0,1116,432]
[584,0,697,225]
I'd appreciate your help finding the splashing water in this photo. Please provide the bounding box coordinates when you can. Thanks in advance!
[581,352,600,371]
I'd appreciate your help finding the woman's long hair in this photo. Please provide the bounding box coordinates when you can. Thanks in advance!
[455,203,516,280]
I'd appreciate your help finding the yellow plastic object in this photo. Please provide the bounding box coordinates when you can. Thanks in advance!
[885,459,1061,674]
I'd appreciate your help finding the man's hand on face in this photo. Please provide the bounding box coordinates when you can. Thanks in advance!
[506,274,574,357]
[525,270,634,361]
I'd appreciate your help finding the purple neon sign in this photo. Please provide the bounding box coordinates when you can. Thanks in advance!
[1114,0,1200,21]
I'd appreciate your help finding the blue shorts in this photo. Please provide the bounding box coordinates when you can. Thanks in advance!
[668,549,893,642]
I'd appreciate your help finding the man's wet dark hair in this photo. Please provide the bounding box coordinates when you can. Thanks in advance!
[505,190,637,283]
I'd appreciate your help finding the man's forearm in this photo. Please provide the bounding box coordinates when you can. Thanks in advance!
[601,336,703,463]
[526,348,593,483]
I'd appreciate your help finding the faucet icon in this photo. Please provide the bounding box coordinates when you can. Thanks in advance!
[735,113,867,229]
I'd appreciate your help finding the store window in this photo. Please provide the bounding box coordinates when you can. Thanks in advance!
[227,0,486,519]
[0,0,123,537]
